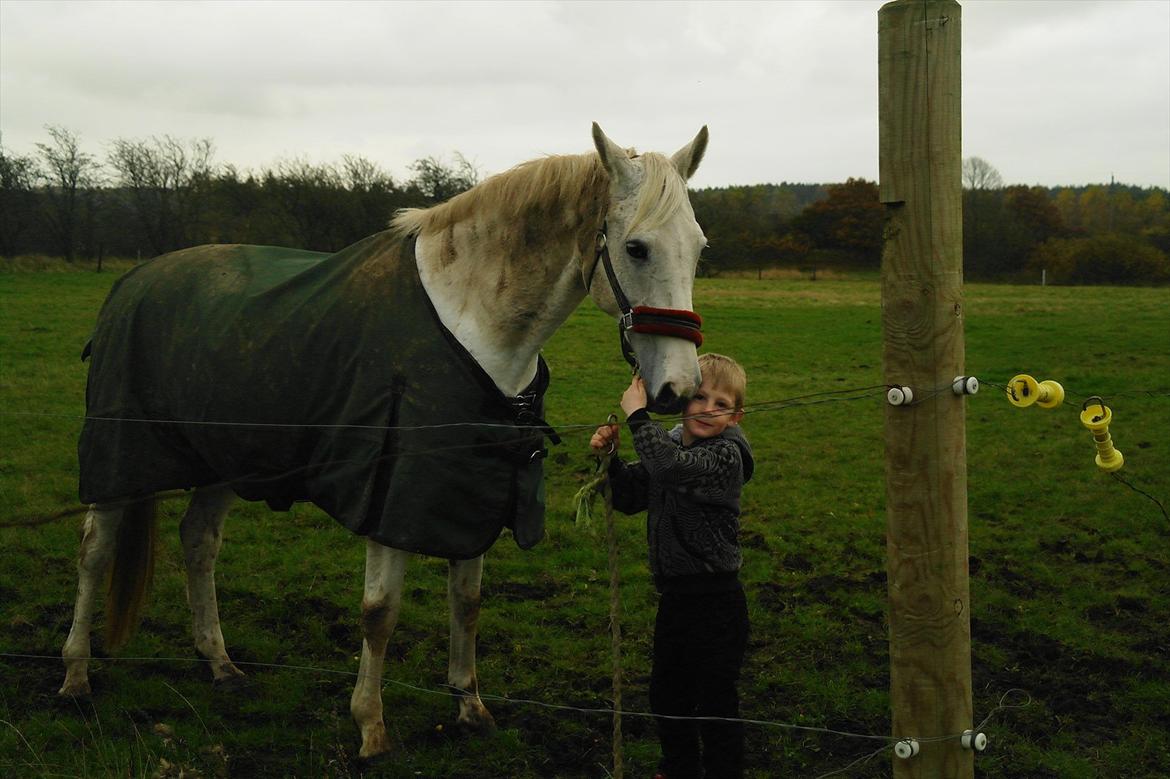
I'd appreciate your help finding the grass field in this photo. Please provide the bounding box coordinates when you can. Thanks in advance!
[2,266,1168,778]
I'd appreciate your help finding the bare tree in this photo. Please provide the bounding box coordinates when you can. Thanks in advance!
[408,152,480,202]
[35,125,101,261]
[0,137,41,257]
[340,154,404,239]
[341,154,394,193]
[265,158,348,250]
[962,156,1003,191]
[108,135,216,255]
[962,157,1004,277]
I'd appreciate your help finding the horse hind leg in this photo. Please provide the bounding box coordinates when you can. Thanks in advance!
[448,555,495,732]
[60,504,125,696]
[350,541,409,760]
[179,485,244,686]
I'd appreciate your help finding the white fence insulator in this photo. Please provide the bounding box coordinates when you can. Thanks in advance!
[887,386,914,406]
[952,376,980,395]
[961,730,988,752]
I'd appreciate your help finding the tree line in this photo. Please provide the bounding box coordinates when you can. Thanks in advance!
[2,129,1167,284]
[691,160,1170,284]
[0,127,478,263]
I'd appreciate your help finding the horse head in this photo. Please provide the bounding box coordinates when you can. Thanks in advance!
[586,123,709,414]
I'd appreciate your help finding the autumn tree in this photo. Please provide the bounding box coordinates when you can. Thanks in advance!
[1137,189,1170,254]
[1032,234,1169,285]
[1004,185,1064,271]
[791,178,883,266]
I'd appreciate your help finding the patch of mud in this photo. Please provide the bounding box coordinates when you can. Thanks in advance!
[740,528,770,551]
[972,617,1145,742]
[482,574,567,602]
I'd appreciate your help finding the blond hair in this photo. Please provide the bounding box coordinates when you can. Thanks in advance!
[699,353,747,409]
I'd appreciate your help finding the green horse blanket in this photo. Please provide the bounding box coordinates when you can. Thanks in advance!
[79,231,552,558]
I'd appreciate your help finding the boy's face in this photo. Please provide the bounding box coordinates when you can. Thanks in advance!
[681,377,743,445]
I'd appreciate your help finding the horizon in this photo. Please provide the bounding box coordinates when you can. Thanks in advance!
[4,127,1166,195]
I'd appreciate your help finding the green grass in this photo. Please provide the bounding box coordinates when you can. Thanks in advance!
[2,268,1168,777]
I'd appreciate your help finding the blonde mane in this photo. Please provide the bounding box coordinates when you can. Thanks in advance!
[624,152,692,236]
[390,149,689,240]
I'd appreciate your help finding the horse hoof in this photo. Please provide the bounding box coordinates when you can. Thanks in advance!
[356,748,393,769]
[456,707,497,735]
[58,679,92,698]
[212,674,249,694]
[357,727,393,764]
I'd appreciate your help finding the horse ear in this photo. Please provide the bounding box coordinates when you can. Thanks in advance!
[592,122,638,193]
[671,125,709,180]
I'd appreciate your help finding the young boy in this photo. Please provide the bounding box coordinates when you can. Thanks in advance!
[590,353,754,779]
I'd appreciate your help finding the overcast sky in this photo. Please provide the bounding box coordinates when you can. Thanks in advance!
[2,0,1167,189]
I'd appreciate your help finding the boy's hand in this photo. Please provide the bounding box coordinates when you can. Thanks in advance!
[590,423,620,454]
[620,376,647,417]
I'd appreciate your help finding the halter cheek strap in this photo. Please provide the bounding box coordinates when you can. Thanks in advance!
[585,222,704,371]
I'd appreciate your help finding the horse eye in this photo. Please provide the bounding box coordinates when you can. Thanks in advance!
[625,240,649,261]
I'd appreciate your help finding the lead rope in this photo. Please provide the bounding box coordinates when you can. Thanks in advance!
[571,413,624,778]
[602,414,624,779]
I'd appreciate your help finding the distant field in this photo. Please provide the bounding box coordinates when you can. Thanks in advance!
[1,268,1168,778]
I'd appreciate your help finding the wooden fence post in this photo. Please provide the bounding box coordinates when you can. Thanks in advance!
[878,1,973,777]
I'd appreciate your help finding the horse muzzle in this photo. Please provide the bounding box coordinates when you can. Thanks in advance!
[628,330,702,414]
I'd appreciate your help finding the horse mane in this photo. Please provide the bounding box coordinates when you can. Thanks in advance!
[390,149,689,239]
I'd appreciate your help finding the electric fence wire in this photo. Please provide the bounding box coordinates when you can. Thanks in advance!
[0,384,892,529]
[0,380,1129,772]
[2,376,1167,529]
[2,376,1167,525]
[0,650,1032,776]
[0,382,893,435]
[1111,471,1169,521]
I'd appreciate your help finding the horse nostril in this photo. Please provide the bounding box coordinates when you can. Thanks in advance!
[650,385,683,416]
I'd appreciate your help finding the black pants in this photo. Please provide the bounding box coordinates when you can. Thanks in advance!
[650,586,749,779]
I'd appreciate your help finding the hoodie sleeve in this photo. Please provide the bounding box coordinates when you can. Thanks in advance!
[606,457,650,515]
[626,410,744,499]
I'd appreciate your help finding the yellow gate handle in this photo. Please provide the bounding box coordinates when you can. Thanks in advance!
[1080,397,1124,472]
[1006,374,1065,409]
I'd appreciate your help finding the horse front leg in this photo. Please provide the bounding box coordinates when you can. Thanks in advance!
[179,485,243,685]
[448,554,495,732]
[60,505,124,697]
[350,541,409,760]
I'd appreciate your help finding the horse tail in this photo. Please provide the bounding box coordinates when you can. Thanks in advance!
[105,497,159,650]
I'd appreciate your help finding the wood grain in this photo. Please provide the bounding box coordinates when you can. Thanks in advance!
[879,1,973,776]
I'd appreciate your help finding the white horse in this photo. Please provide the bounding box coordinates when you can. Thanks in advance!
[59,123,709,760]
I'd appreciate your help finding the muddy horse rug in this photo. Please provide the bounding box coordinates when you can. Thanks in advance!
[79,230,553,558]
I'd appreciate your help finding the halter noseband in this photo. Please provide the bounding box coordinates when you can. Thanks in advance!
[585,221,703,371]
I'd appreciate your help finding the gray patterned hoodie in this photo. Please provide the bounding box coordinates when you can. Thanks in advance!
[607,409,755,590]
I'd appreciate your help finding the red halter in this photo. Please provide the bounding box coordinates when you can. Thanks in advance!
[584,223,703,370]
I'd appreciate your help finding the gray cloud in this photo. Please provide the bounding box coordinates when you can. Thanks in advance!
[1,0,1166,188]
